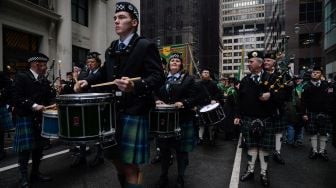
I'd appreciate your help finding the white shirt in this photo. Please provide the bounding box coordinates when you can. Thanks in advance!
[119,33,135,47]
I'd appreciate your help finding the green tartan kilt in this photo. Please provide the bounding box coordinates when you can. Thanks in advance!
[272,115,288,133]
[306,112,333,136]
[0,106,14,131]
[13,117,33,152]
[118,114,150,165]
[241,116,274,151]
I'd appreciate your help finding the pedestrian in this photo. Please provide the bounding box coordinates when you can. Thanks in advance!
[75,1,165,187]
[234,50,277,187]
[12,52,55,188]
[153,52,198,188]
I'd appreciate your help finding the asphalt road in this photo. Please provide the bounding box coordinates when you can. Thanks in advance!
[1,130,336,188]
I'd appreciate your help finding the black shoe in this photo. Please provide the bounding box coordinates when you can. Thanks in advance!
[240,171,254,181]
[30,172,52,182]
[260,172,270,187]
[155,176,168,188]
[71,156,86,167]
[309,150,319,159]
[169,154,174,166]
[197,138,203,145]
[43,143,52,150]
[319,151,329,161]
[90,156,104,167]
[151,155,161,164]
[175,176,184,188]
[20,175,30,188]
[273,152,285,164]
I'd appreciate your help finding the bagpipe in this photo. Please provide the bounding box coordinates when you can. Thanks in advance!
[268,60,295,93]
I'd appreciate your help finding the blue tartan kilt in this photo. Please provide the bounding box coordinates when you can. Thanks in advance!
[306,112,333,136]
[272,115,288,133]
[241,116,275,151]
[179,120,196,152]
[13,117,33,152]
[119,115,150,165]
[0,106,14,131]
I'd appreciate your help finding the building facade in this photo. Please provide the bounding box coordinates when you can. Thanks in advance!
[0,0,127,80]
[220,0,265,78]
[324,0,336,79]
[265,0,324,75]
[140,0,202,76]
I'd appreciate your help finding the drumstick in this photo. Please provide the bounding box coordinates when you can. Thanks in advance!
[44,104,56,110]
[91,77,141,88]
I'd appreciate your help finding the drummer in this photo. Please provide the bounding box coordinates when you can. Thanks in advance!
[154,52,199,188]
[75,2,165,187]
[71,51,105,167]
[195,68,223,145]
[12,52,55,187]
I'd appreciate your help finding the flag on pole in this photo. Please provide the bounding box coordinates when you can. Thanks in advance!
[236,47,245,80]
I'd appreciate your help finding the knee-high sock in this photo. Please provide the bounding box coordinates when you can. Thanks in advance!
[247,148,258,172]
[319,135,328,153]
[32,148,43,175]
[259,149,269,175]
[199,126,204,139]
[311,135,318,152]
[275,133,282,153]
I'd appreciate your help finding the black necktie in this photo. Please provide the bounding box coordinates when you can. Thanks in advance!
[118,42,126,50]
[253,75,259,84]
[37,75,43,83]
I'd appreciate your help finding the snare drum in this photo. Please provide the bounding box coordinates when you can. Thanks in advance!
[199,103,225,126]
[149,104,180,138]
[56,93,116,142]
[41,110,59,139]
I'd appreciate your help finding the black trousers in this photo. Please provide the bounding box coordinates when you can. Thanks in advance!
[158,137,189,178]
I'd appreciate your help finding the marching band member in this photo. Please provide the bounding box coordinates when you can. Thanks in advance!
[75,2,165,187]
[302,64,333,161]
[263,51,292,164]
[12,53,55,188]
[234,51,277,187]
[195,68,222,145]
[154,52,198,188]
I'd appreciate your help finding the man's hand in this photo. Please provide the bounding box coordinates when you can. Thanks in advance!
[259,92,271,101]
[32,104,45,112]
[74,80,88,92]
[234,118,240,125]
[114,77,135,92]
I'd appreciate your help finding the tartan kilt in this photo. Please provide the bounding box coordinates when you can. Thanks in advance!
[306,112,333,136]
[13,117,33,152]
[179,120,196,152]
[0,106,14,131]
[241,116,274,151]
[272,115,288,133]
[119,115,150,165]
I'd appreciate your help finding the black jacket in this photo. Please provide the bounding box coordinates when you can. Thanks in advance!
[155,72,198,121]
[12,70,55,117]
[86,33,165,115]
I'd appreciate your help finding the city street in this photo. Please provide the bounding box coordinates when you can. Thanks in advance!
[1,131,336,188]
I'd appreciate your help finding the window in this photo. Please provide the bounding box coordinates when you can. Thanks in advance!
[299,0,322,23]
[298,32,322,48]
[72,0,88,26]
[72,45,89,68]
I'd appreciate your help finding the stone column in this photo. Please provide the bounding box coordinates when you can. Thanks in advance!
[55,0,72,79]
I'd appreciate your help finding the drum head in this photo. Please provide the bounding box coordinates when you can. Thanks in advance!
[57,93,113,100]
[43,109,58,115]
[200,103,219,113]
[156,104,176,110]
